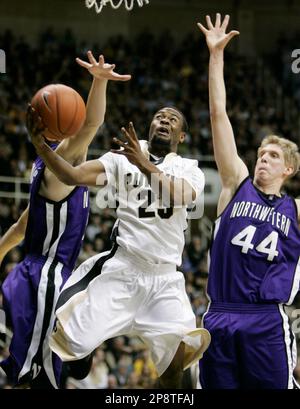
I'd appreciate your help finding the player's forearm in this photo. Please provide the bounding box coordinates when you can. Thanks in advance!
[209,50,226,115]
[84,78,108,127]
[208,49,247,186]
[35,142,80,186]
[138,161,195,207]
[0,223,25,262]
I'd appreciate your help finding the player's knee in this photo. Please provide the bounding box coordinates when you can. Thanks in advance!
[159,342,185,387]
[161,354,183,382]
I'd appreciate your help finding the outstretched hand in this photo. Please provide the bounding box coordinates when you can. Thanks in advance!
[26,104,46,148]
[76,51,131,82]
[197,14,239,52]
[111,122,146,168]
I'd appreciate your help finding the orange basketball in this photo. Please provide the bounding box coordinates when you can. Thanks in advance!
[31,84,86,141]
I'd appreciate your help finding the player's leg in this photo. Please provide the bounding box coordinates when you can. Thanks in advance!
[37,261,74,389]
[199,311,240,389]
[158,342,185,388]
[49,249,141,369]
[239,307,296,389]
[134,269,210,389]
[1,256,70,389]
[30,367,55,389]
[62,351,94,380]
[0,260,39,387]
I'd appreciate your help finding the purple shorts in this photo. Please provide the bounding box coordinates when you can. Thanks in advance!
[199,302,298,389]
[0,254,71,388]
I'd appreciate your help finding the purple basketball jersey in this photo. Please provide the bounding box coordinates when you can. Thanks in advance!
[208,177,300,304]
[24,156,89,271]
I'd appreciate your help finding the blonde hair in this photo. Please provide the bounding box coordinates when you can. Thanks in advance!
[258,135,300,178]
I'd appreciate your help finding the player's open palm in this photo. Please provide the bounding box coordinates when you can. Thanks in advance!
[198,14,239,52]
[76,51,131,81]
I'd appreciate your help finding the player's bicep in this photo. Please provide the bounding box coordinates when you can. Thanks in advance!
[235,157,249,186]
[217,186,235,216]
[217,172,248,216]
[75,159,107,187]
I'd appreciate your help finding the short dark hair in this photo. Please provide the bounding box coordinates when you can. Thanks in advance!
[172,107,188,133]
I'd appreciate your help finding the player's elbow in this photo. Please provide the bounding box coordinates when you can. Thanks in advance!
[60,170,82,186]
[210,106,227,118]
[83,120,103,133]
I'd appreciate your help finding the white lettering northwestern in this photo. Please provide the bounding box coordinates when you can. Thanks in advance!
[230,201,291,237]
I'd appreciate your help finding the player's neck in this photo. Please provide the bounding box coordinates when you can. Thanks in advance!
[253,179,282,197]
[149,147,168,158]
[148,143,176,158]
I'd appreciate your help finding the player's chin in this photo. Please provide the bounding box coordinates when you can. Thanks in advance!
[151,133,171,146]
[254,173,269,185]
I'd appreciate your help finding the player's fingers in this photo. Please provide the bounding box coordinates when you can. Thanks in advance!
[87,50,98,65]
[33,120,44,135]
[26,105,38,129]
[206,15,214,29]
[227,30,240,41]
[112,73,132,81]
[221,14,230,30]
[76,58,92,69]
[215,13,221,28]
[27,103,35,117]
[113,136,127,148]
[129,122,138,140]
[98,54,104,65]
[26,103,32,119]
[36,115,45,130]
[197,23,209,34]
[121,127,131,141]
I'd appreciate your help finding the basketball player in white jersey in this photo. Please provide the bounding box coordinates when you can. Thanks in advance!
[28,107,211,388]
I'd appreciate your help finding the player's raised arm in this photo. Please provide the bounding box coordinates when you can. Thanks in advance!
[57,51,131,162]
[198,14,248,194]
[27,106,106,187]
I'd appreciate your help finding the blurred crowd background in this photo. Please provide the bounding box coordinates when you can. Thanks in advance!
[0,21,300,388]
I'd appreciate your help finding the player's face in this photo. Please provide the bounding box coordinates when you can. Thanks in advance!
[148,108,185,153]
[254,144,292,185]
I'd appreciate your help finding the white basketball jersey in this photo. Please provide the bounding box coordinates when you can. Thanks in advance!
[98,141,204,266]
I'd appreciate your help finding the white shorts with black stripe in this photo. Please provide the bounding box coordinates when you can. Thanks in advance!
[49,246,210,376]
